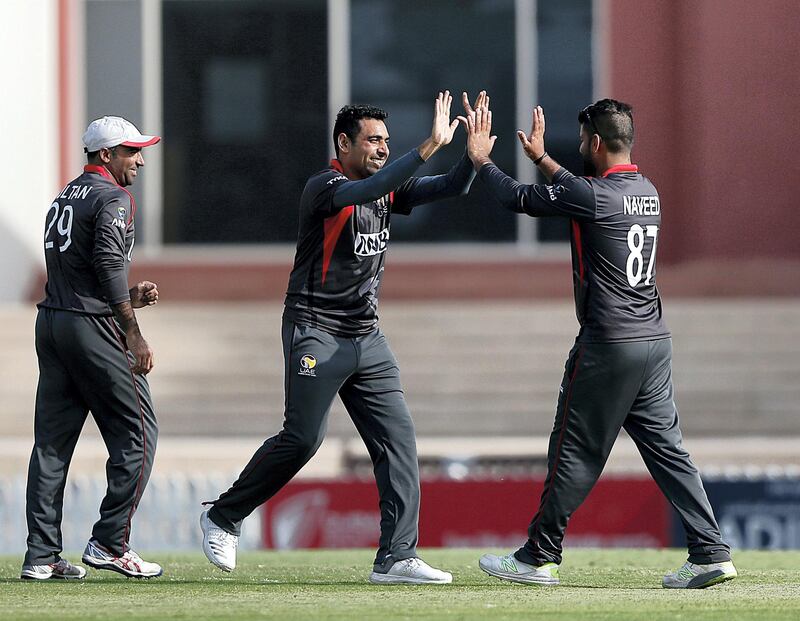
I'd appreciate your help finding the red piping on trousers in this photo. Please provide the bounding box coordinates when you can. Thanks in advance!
[529,346,584,541]
[107,318,148,553]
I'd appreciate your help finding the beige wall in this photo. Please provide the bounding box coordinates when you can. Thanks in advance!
[0,1,59,301]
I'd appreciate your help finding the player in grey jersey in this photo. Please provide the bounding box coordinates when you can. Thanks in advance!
[463,98,735,589]
[201,92,483,584]
[21,116,162,580]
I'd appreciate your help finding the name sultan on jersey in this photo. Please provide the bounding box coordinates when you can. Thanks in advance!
[623,195,660,216]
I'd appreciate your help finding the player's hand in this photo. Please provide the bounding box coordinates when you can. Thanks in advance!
[418,91,461,160]
[430,90,460,147]
[456,90,489,128]
[127,331,154,375]
[518,106,546,162]
[130,281,159,308]
[464,105,497,168]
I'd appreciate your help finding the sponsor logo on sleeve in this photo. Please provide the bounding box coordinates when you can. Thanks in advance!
[327,175,347,185]
[117,206,127,219]
[546,184,565,201]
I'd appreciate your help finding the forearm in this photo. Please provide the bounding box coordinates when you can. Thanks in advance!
[417,137,443,161]
[475,161,526,213]
[111,300,141,338]
[397,152,475,207]
[333,149,425,207]
[535,154,562,183]
[94,253,131,308]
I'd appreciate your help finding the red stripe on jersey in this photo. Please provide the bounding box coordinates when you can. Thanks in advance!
[84,164,113,180]
[602,164,638,177]
[322,206,354,285]
[571,219,584,283]
[84,165,138,225]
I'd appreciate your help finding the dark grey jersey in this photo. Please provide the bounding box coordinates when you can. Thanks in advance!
[285,152,474,337]
[38,165,135,316]
[479,163,670,343]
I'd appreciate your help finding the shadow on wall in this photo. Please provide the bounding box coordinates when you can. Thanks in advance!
[0,217,41,303]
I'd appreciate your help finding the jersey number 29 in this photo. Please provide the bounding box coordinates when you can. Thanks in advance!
[626,224,658,287]
[44,202,74,252]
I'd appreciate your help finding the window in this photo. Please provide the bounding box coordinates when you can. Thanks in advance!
[162,0,328,243]
[350,0,517,242]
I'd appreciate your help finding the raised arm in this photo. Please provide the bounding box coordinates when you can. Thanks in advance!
[390,91,493,212]
[466,104,595,219]
[332,91,461,209]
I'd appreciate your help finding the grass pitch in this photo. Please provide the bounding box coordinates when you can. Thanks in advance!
[1,548,799,620]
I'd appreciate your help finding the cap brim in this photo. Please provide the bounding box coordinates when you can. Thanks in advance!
[121,135,161,148]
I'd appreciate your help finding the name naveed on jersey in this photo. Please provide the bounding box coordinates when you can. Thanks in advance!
[623,195,660,216]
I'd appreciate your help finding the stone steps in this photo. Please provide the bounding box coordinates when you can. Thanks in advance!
[1,300,798,442]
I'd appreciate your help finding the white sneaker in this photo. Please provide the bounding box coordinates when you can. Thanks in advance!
[479,552,560,585]
[200,509,238,572]
[663,560,737,589]
[82,539,163,578]
[369,557,453,585]
[20,558,87,580]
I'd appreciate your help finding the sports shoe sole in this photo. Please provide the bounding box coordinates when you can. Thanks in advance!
[81,555,163,579]
[664,569,737,589]
[479,562,559,586]
[20,570,86,581]
[200,510,234,572]
[368,571,452,585]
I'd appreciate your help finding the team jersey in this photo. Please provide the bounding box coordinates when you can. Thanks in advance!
[38,165,135,316]
[285,152,473,336]
[479,163,670,343]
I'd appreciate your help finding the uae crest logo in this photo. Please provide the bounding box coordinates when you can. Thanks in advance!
[299,354,317,377]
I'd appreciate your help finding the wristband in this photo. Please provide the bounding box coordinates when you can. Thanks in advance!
[533,152,548,166]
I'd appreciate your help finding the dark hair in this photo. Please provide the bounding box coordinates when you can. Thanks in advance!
[85,146,118,163]
[578,98,634,153]
[333,105,388,156]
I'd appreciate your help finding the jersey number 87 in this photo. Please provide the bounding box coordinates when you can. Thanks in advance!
[626,224,658,287]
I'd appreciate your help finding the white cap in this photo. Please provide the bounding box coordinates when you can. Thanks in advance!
[82,116,161,152]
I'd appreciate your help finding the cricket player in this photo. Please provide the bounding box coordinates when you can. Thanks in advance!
[201,91,481,584]
[463,98,736,589]
[21,117,162,580]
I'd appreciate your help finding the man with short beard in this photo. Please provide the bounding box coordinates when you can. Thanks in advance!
[22,116,162,580]
[201,91,482,584]
[463,98,736,589]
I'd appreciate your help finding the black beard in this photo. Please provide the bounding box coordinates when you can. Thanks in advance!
[582,155,597,177]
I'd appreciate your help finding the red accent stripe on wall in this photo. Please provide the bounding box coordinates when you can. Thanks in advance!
[58,0,72,188]
[322,206,353,285]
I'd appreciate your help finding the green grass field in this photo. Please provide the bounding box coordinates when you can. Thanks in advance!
[1,548,799,620]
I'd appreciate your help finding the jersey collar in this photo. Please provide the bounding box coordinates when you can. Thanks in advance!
[83,164,117,184]
[330,159,344,173]
[602,164,638,177]
[83,164,137,223]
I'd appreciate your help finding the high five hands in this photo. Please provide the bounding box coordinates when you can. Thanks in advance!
[460,90,498,169]
[418,90,494,161]
[418,90,460,160]
[517,106,547,163]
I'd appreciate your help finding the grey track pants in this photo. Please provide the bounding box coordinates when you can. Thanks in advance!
[209,319,420,570]
[516,338,730,567]
[25,308,158,564]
